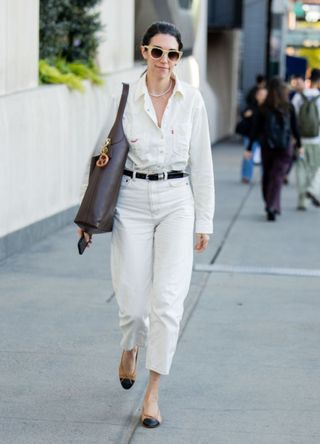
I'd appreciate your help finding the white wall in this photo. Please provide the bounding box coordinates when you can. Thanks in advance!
[192,0,208,84]
[176,0,240,143]
[0,0,39,95]
[0,0,6,94]
[97,0,135,73]
[206,30,241,141]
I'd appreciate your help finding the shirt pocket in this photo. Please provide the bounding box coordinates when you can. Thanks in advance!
[125,118,152,165]
[171,123,191,163]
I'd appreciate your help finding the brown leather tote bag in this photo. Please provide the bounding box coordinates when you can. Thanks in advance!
[74,83,129,234]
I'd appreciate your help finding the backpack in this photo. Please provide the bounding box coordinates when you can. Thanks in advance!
[298,94,320,138]
[265,109,291,150]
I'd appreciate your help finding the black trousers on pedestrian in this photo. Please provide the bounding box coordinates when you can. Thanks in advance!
[261,144,293,214]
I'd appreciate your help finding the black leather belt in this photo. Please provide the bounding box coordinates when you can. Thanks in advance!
[123,169,188,181]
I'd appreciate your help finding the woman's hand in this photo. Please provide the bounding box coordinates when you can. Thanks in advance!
[243,150,252,160]
[77,228,92,247]
[194,233,210,252]
[243,109,253,118]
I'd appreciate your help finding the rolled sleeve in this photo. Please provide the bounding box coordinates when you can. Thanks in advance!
[189,91,215,234]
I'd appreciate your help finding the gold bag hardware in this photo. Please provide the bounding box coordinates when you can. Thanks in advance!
[96,138,111,167]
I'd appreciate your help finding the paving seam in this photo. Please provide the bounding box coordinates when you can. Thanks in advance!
[210,182,255,264]
[194,263,320,278]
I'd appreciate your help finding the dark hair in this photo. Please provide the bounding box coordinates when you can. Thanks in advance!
[141,21,183,51]
[265,77,290,112]
[256,74,266,84]
[310,68,320,84]
[292,74,305,81]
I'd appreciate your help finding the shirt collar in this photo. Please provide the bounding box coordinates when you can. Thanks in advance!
[171,72,185,98]
[134,71,185,101]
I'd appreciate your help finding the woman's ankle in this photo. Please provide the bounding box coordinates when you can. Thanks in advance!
[144,385,159,402]
[124,346,137,356]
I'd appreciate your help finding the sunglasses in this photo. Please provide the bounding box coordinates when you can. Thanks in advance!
[143,45,183,62]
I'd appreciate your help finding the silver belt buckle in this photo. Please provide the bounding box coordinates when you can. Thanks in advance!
[145,172,165,180]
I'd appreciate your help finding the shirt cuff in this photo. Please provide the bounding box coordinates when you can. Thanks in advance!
[195,220,213,234]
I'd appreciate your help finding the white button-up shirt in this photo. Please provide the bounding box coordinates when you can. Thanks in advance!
[89,73,215,234]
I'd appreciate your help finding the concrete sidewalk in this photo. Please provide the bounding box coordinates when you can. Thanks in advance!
[1,139,320,444]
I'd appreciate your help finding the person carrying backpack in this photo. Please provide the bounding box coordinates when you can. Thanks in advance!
[245,77,302,221]
[292,68,320,209]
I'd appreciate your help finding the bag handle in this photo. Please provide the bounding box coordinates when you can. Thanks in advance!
[115,83,129,122]
[95,83,129,166]
[107,83,129,146]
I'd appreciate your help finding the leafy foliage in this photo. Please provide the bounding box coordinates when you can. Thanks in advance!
[68,62,104,85]
[39,59,104,91]
[39,0,103,63]
[39,60,85,91]
[39,1,104,89]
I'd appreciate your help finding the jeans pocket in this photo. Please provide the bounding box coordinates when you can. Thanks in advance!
[168,177,190,188]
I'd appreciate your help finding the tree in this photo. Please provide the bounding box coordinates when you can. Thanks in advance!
[39,0,103,64]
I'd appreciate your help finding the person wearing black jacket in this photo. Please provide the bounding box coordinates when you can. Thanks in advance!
[238,87,267,183]
[246,74,267,107]
[245,77,303,221]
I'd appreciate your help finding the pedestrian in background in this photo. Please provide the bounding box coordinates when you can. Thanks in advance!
[237,86,268,183]
[282,74,306,185]
[245,74,267,107]
[78,21,215,428]
[289,74,305,101]
[245,77,302,221]
[292,68,320,209]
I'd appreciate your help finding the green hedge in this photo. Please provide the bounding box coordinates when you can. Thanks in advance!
[39,0,104,90]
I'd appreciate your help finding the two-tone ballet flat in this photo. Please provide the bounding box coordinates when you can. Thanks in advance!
[141,407,162,428]
[118,347,138,390]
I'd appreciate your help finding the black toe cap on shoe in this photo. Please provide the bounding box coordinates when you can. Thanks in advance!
[142,418,160,428]
[120,378,134,390]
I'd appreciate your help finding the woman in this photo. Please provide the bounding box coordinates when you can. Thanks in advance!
[245,77,302,221]
[78,22,215,428]
[238,87,268,183]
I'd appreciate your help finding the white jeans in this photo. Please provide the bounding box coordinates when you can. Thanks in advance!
[111,174,195,375]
